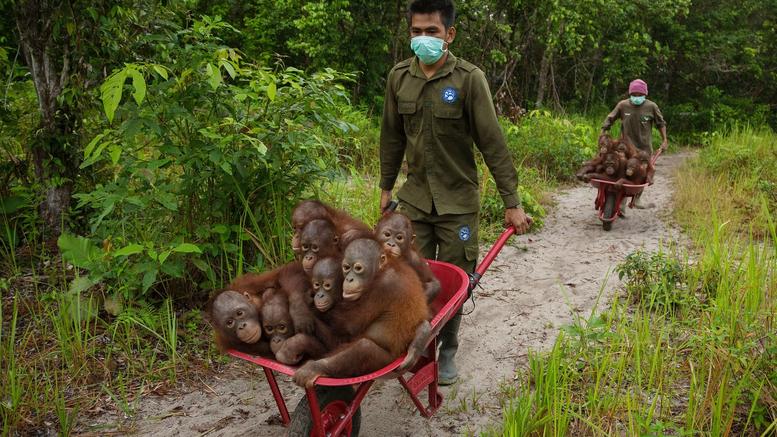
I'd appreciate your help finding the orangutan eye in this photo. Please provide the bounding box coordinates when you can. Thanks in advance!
[323,282,331,290]
[264,325,273,333]
[226,319,234,328]
[312,245,319,253]
[354,263,363,273]
[278,325,287,334]
[236,310,244,317]
[383,231,391,238]
[396,235,403,241]
[342,263,351,272]
[313,281,320,289]
[302,244,310,251]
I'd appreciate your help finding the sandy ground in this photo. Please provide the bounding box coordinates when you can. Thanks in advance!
[84,152,690,436]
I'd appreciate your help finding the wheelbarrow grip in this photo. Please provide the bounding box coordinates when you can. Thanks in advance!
[381,200,399,215]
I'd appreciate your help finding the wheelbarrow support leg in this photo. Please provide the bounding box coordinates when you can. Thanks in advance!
[264,367,291,425]
[397,339,443,417]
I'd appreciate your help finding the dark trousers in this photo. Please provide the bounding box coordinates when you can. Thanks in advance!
[398,201,479,378]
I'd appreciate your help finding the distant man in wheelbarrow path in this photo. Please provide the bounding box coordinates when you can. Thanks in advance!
[379,0,531,386]
[600,79,668,208]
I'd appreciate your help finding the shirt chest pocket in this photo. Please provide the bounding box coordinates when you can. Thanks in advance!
[433,102,467,137]
[398,101,421,136]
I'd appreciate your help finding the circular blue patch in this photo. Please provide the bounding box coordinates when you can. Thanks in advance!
[441,87,459,104]
[458,225,471,241]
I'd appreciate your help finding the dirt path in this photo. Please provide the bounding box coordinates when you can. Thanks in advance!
[93,152,690,436]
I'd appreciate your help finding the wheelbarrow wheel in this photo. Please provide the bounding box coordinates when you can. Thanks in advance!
[288,386,362,437]
[602,192,616,231]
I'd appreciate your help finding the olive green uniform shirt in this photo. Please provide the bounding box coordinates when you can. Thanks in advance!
[602,98,667,152]
[380,53,520,215]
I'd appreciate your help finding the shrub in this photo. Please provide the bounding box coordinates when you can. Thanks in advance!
[503,110,597,182]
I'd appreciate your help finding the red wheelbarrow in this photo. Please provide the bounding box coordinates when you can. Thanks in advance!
[589,150,662,231]
[227,226,517,436]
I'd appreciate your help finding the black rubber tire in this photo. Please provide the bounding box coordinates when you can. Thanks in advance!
[288,386,361,437]
[602,192,616,231]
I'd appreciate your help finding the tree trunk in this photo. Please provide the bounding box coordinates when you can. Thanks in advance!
[15,0,75,236]
[535,47,551,108]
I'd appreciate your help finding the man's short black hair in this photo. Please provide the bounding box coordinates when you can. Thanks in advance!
[407,0,456,29]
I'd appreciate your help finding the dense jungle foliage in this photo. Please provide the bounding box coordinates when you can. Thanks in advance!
[0,0,775,434]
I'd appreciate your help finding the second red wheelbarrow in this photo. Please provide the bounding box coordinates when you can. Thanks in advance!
[589,149,662,231]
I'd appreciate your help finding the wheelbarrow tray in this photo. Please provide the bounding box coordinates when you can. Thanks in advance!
[228,259,469,384]
[588,150,662,228]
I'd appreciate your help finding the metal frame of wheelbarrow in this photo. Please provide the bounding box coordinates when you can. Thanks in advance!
[227,226,517,437]
[590,149,662,229]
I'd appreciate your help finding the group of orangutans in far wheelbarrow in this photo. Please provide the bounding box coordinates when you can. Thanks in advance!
[205,200,441,388]
[576,134,655,187]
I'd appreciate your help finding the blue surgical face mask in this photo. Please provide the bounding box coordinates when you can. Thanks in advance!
[630,95,646,106]
[410,36,447,65]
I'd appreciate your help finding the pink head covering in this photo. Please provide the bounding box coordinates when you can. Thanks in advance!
[628,79,648,95]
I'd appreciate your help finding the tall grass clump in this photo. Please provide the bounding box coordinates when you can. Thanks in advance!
[489,127,776,435]
[675,125,776,238]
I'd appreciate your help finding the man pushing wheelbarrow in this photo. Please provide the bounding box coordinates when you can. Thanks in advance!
[576,79,668,230]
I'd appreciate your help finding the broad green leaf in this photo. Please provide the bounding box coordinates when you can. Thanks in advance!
[172,243,202,254]
[155,192,179,211]
[68,276,95,294]
[142,268,158,292]
[100,69,128,123]
[206,63,222,90]
[152,64,169,80]
[161,259,185,278]
[113,243,144,257]
[158,250,172,265]
[128,68,146,106]
[109,145,122,165]
[267,81,277,101]
[80,140,111,169]
[83,133,106,160]
[58,233,101,269]
[192,258,210,272]
[212,224,229,235]
[220,60,237,79]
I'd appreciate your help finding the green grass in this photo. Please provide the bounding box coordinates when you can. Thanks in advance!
[488,127,777,436]
[0,258,217,435]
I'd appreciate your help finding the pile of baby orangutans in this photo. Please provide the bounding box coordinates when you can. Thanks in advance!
[575,134,655,187]
[205,200,441,388]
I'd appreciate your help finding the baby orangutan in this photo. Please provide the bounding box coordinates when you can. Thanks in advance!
[293,240,430,387]
[206,290,270,356]
[262,288,327,365]
[614,157,647,188]
[374,212,440,303]
[291,200,372,255]
[582,152,625,182]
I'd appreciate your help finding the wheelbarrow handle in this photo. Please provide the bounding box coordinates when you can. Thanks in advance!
[469,221,524,289]
[650,148,663,166]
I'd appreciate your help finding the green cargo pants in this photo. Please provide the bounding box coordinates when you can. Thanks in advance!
[398,201,479,383]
